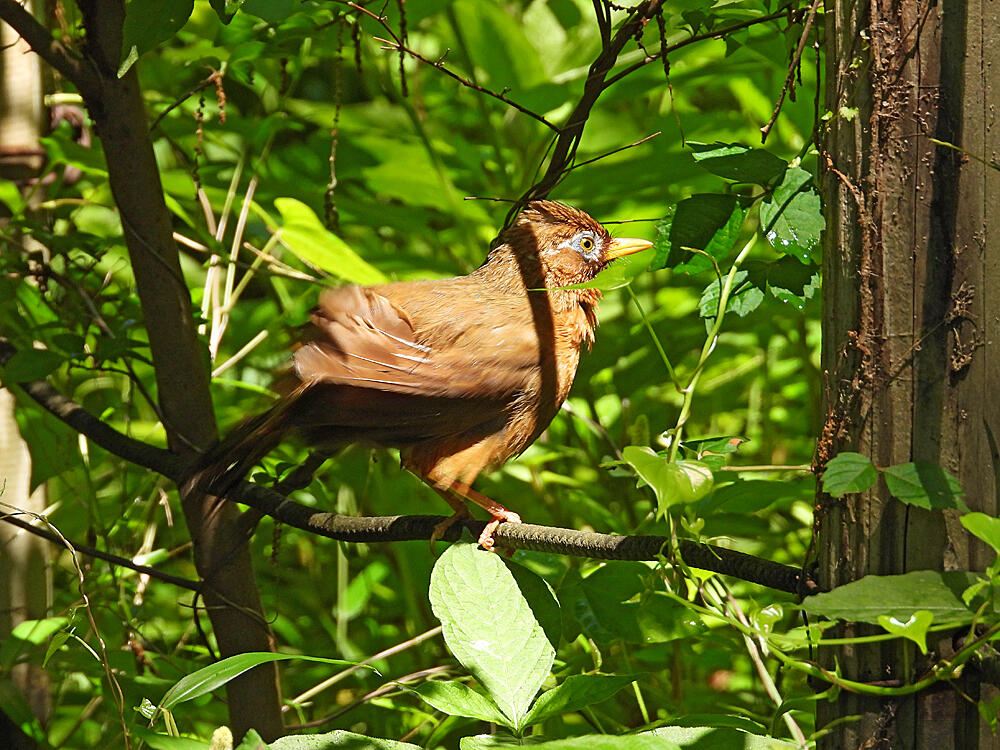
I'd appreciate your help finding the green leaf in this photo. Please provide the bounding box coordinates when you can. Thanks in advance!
[650,725,798,749]
[622,447,714,513]
[755,256,821,308]
[274,198,387,285]
[1,617,70,670]
[802,570,983,624]
[159,653,365,711]
[701,478,812,515]
[821,452,877,497]
[698,271,765,318]
[650,195,744,273]
[460,733,682,749]
[521,674,639,728]
[882,462,968,511]
[960,512,1000,553]
[759,167,824,264]
[1,348,65,381]
[408,681,510,726]
[877,610,934,654]
[429,544,555,730]
[689,142,788,186]
[126,727,208,750]
[269,730,422,749]
[118,0,195,77]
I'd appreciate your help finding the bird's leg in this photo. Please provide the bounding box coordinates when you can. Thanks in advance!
[436,480,521,551]
[429,488,474,548]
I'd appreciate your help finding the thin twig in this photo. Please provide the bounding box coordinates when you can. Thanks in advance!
[760,0,821,144]
[346,1,560,132]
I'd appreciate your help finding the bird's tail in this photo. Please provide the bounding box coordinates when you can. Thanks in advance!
[182,400,292,499]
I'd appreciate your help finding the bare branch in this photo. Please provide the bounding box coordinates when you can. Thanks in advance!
[515,0,666,214]
[760,0,821,143]
[0,511,201,592]
[604,5,798,89]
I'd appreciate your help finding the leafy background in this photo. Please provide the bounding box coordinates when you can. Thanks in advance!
[0,0,835,746]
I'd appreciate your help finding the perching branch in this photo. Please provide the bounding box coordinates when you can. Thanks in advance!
[0,337,811,596]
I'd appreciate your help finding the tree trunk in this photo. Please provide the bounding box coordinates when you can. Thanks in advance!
[818,0,999,746]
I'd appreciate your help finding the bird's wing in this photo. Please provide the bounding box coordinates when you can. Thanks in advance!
[295,283,546,402]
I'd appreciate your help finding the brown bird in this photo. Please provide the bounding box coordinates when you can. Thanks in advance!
[194,200,652,548]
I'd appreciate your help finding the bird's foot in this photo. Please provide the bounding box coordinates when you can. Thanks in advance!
[477,509,522,551]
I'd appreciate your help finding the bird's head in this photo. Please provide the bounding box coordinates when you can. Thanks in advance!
[493,200,652,290]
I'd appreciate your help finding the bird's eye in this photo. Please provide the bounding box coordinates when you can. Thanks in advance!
[579,236,595,251]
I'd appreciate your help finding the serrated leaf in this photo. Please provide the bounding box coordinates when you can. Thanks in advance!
[521,674,639,728]
[274,198,386,285]
[760,167,823,264]
[622,447,713,513]
[408,681,510,726]
[118,0,195,77]
[650,195,743,273]
[877,610,933,654]
[802,570,983,624]
[698,271,765,318]
[429,544,555,730]
[689,142,787,186]
[960,512,1000,553]
[882,462,968,511]
[159,653,365,711]
[821,452,877,497]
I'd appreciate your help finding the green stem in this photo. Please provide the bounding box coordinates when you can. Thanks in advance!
[667,234,757,461]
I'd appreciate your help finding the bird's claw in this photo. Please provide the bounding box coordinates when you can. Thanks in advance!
[477,510,522,551]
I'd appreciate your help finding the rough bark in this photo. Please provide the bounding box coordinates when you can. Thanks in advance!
[818,0,999,746]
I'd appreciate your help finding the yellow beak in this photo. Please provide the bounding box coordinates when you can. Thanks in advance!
[606,237,653,260]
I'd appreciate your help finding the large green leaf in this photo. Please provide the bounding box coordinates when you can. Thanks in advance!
[802,570,983,624]
[269,730,422,749]
[274,198,386,285]
[429,544,556,729]
[460,734,682,749]
[698,270,765,319]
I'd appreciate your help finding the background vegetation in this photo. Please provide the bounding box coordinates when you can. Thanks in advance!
[5,1,992,748]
